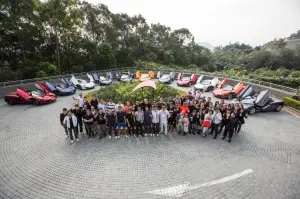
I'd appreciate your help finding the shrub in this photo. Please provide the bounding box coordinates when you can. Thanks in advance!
[283,97,300,110]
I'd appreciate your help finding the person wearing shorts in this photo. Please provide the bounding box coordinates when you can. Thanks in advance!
[116,106,126,138]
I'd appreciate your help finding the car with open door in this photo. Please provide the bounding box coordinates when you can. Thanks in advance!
[45,80,76,96]
[157,71,175,84]
[213,82,245,99]
[4,82,57,106]
[70,75,95,90]
[194,75,219,91]
[242,90,284,115]
[116,71,133,82]
[136,71,155,82]
[231,85,256,104]
[177,72,198,87]
[97,72,112,85]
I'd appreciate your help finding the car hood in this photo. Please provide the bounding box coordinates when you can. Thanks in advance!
[213,88,230,95]
[194,83,209,89]
[120,75,131,81]
[231,96,256,104]
[81,82,95,87]
[59,86,76,92]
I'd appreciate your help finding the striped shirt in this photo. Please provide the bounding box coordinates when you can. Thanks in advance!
[106,103,116,113]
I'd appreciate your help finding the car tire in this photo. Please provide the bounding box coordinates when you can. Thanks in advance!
[227,94,233,100]
[207,86,213,92]
[275,105,283,112]
[32,99,40,106]
[248,107,256,115]
[7,99,14,105]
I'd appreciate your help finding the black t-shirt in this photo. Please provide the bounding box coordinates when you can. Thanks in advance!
[126,113,135,124]
[141,103,152,111]
[117,111,125,123]
[72,109,82,119]
[97,112,106,124]
[107,114,116,125]
[69,117,74,128]
[83,113,93,124]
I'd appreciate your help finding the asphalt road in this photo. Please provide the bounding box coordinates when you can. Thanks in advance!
[0,80,300,199]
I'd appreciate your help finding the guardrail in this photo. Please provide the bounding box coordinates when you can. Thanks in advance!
[0,67,297,94]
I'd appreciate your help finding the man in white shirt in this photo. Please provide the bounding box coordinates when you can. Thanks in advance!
[151,106,160,136]
[212,108,223,139]
[195,90,201,100]
[159,105,170,135]
[72,93,84,109]
[63,110,79,143]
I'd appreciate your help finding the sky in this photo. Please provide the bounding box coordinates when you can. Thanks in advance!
[86,0,300,47]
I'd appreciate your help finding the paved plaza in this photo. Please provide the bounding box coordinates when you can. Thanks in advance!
[0,82,300,199]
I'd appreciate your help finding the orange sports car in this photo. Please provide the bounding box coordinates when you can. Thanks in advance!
[213,80,245,99]
[136,71,155,82]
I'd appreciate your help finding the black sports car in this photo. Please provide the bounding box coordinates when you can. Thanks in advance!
[231,85,256,103]
[242,90,284,115]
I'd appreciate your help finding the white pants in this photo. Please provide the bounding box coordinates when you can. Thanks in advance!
[160,122,168,134]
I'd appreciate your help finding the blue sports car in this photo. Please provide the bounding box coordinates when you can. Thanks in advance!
[45,79,76,95]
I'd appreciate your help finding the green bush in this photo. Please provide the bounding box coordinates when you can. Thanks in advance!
[283,97,300,110]
[86,82,186,103]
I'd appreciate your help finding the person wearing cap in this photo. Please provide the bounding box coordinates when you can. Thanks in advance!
[63,110,79,143]
[126,108,135,137]
[151,106,160,136]
[60,108,69,138]
[159,105,170,135]
[72,93,84,109]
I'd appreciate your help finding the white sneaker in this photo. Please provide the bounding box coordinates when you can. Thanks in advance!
[134,134,136,137]
[76,139,79,142]
[118,136,120,139]
[115,136,118,139]
[66,135,69,139]
[145,133,147,136]
[165,132,168,135]
[150,134,153,136]
[71,140,74,144]
[156,134,159,136]
[109,136,111,139]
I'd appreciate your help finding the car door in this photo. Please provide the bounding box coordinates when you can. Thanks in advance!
[210,77,219,87]
[107,72,113,80]
[92,73,99,81]
[70,75,79,86]
[46,81,57,92]
[16,88,33,101]
[157,71,161,79]
[233,83,245,95]
[115,71,120,80]
[170,71,175,80]
[87,73,94,83]
[255,90,269,109]
[177,72,183,80]
[36,82,51,94]
[218,78,227,88]
[61,77,72,86]
[197,75,204,83]
[128,71,133,78]
[191,74,197,83]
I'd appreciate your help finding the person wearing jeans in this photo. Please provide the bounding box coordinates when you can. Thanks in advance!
[83,109,94,137]
[151,106,160,136]
[63,110,78,143]
[159,105,170,135]
[211,108,222,139]
[135,107,144,137]
[72,105,83,134]
[60,108,68,138]
[106,110,117,139]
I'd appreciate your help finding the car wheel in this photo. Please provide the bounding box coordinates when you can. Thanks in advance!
[207,86,213,92]
[7,99,14,105]
[32,99,40,106]
[275,105,283,112]
[248,107,256,115]
[227,94,233,100]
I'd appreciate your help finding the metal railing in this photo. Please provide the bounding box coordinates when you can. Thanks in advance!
[0,67,297,94]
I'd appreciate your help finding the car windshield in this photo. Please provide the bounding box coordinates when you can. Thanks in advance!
[99,76,106,80]
[31,90,44,97]
[161,74,169,78]
[57,83,67,88]
[182,77,190,81]
[222,85,233,91]
[121,75,128,78]
[201,80,211,85]
[141,74,149,78]
[78,79,87,84]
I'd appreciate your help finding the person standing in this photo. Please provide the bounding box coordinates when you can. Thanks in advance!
[135,107,144,137]
[106,99,116,114]
[90,95,98,109]
[183,114,189,136]
[126,108,135,137]
[236,107,247,133]
[96,108,106,139]
[83,96,91,110]
[115,101,125,111]
[63,110,78,143]
[106,110,117,139]
[83,109,94,138]
[72,93,84,109]
[72,104,83,134]
[60,108,69,138]
[211,108,223,139]
[202,110,213,137]
[116,106,126,138]
[91,106,98,137]
[143,106,152,136]
[97,99,106,113]
[222,112,238,143]
[151,106,160,136]
[141,99,152,111]
[190,110,198,135]
[176,111,184,134]
[124,102,133,113]
[159,105,170,135]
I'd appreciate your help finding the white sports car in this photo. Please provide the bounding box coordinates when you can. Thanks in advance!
[116,71,133,82]
[194,75,219,91]
[99,72,112,85]
[157,71,175,84]
[70,75,95,90]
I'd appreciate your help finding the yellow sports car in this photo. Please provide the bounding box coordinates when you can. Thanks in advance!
[136,71,155,82]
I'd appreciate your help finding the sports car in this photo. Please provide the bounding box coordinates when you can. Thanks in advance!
[213,82,245,99]
[194,75,219,91]
[45,80,76,96]
[98,72,112,85]
[136,71,155,82]
[177,72,198,87]
[242,90,284,115]
[157,71,175,84]
[70,75,95,89]
[231,85,256,104]
[4,82,56,106]
[116,71,133,82]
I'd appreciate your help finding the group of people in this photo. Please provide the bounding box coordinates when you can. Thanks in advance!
[60,90,247,144]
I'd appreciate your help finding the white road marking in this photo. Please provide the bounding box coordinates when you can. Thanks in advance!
[145,169,254,197]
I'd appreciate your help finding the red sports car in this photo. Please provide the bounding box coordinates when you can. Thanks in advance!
[4,82,57,106]
[177,72,198,87]
[213,81,245,99]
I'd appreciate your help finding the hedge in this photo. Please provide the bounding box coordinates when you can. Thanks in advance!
[283,97,300,110]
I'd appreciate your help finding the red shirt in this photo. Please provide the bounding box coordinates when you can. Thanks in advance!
[124,105,133,113]
[179,105,189,114]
